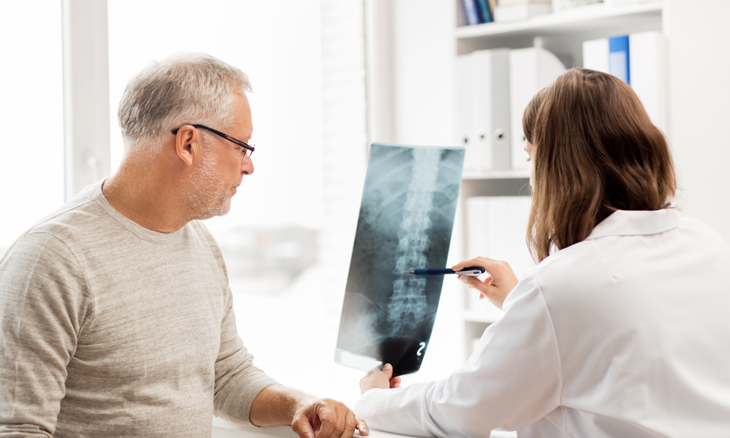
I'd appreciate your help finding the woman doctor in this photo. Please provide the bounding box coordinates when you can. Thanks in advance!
[354,69,730,437]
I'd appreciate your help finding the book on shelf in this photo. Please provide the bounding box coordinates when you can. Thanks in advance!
[475,0,494,23]
[488,0,497,14]
[494,2,553,22]
[462,0,482,25]
[460,0,495,25]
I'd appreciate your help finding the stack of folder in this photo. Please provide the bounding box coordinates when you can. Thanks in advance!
[583,31,667,132]
[456,47,566,172]
[456,49,511,173]
[508,47,566,169]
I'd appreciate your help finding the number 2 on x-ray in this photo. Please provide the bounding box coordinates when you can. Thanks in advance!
[417,342,426,356]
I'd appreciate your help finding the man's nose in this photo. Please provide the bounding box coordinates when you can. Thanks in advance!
[242,157,254,175]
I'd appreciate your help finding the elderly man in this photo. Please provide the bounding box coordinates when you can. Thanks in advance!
[0,53,367,438]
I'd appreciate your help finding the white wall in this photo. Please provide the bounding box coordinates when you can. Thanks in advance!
[666,0,730,242]
[391,1,457,147]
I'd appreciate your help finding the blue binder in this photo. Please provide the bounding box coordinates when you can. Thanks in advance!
[609,35,630,85]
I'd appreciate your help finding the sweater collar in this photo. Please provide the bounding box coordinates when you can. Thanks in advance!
[585,208,682,241]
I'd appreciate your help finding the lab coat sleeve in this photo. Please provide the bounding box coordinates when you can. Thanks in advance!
[354,275,562,437]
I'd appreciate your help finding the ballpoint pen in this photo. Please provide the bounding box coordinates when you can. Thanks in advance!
[409,267,485,276]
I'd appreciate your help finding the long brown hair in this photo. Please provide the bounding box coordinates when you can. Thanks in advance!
[524,68,677,262]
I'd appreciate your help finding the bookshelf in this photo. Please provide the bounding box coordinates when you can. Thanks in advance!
[457,1,664,66]
[455,0,667,359]
[456,1,663,40]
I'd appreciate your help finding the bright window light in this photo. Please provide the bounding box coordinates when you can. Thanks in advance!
[0,1,64,256]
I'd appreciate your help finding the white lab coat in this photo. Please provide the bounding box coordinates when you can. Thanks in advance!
[354,209,730,438]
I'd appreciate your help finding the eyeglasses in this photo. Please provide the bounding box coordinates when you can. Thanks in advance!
[171,124,255,159]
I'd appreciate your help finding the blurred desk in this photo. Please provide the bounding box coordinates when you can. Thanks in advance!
[213,417,517,437]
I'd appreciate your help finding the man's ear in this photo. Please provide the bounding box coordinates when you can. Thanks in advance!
[173,125,200,166]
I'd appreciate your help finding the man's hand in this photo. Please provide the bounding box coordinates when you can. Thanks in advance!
[359,363,402,395]
[452,257,519,309]
[291,398,368,438]
[249,385,367,438]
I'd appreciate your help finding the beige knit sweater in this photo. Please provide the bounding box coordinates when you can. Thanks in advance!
[0,181,278,437]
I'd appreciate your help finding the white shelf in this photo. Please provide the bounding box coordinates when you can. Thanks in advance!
[455,1,663,40]
[463,169,531,180]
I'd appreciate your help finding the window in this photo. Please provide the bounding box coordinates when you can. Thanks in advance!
[0,1,64,256]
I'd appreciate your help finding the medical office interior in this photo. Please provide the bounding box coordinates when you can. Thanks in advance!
[1,0,729,436]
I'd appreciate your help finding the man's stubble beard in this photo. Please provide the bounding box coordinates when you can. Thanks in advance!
[186,151,232,221]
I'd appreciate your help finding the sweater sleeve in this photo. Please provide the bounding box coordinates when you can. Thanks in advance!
[0,232,92,437]
[354,275,563,437]
[212,286,278,424]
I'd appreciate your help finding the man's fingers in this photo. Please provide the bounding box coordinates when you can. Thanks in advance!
[316,402,346,438]
[293,400,361,438]
[291,415,316,438]
[356,417,370,436]
[341,410,357,438]
[336,404,348,438]
[317,416,336,437]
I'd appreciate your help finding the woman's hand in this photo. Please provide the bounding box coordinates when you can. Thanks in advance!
[452,257,519,309]
[359,364,402,395]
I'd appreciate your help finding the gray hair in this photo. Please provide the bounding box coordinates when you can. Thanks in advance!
[117,52,252,151]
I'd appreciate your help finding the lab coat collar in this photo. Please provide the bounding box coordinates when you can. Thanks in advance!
[585,208,682,241]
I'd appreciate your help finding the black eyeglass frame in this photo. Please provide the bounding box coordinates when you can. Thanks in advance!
[171,124,255,158]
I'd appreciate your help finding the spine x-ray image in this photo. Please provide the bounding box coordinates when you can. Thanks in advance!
[335,143,465,376]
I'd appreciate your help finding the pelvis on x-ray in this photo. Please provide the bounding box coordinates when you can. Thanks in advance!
[335,143,465,376]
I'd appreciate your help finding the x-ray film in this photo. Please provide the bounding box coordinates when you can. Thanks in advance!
[335,143,465,376]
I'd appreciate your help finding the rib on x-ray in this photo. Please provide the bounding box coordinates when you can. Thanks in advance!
[335,143,465,376]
